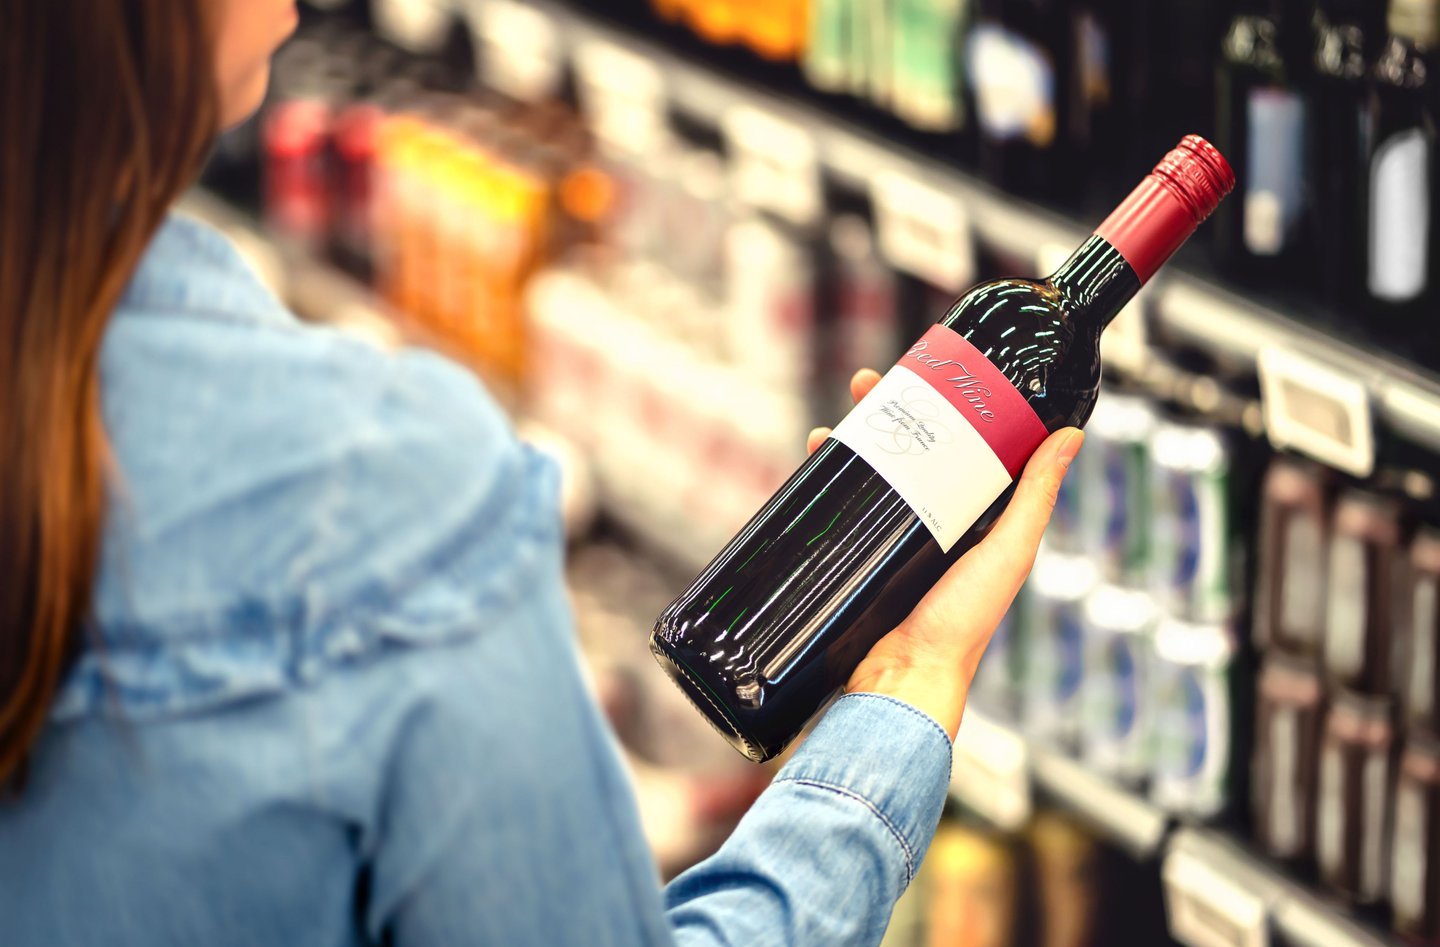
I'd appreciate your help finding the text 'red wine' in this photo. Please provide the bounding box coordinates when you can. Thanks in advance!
[652,136,1235,762]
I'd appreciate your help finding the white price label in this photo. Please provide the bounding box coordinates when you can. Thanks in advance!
[951,711,1030,831]
[722,105,822,228]
[574,37,667,156]
[475,0,563,102]
[1163,846,1271,947]
[1258,346,1374,477]
[872,170,975,292]
[372,0,450,53]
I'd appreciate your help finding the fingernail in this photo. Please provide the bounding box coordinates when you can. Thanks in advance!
[808,427,829,444]
[1056,429,1084,469]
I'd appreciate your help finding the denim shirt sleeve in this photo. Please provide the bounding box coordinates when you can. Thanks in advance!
[664,695,953,946]
[368,610,954,947]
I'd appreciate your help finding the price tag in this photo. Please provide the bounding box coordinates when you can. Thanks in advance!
[1163,845,1271,947]
[574,36,667,157]
[475,0,563,103]
[951,711,1030,831]
[1257,346,1374,478]
[871,170,975,293]
[722,105,822,228]
[371,0,450,54]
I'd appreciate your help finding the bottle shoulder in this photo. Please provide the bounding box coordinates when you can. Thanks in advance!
[939,277,1098,423]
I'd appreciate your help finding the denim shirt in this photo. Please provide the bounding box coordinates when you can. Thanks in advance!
[0,215,954,946]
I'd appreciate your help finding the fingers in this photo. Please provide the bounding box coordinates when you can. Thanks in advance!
[916,428,1083,625]
[808,368,879,455]
[850,368,882,404]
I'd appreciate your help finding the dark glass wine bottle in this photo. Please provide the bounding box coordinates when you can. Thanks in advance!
[966,0,1070,201]
[1309,0,1386,314]
[1213,0,1314,284]
[1365,0,1440,350]
[652,136,1235,762]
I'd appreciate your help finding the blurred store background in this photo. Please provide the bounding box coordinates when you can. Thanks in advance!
[186,0,1440,943]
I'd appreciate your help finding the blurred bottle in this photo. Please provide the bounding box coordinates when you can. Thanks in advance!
[1309,0,1386,314]
[823,215,902,420]
[1252,650,1326,863]
[1252,457,1332,656]
[893,0,975,133]
[1315,691,1397,905]
[1400,526,1440,732]
[723,216,818,408]
[1213,0,1313,284]
[925,819,1038,947]
[1392,727,1440,943]
[1321,490,1404,694]
[1365,0,1440,349]
[966,0,1068,198]
[1125,0,1225,179]
[1029,812,1102,947]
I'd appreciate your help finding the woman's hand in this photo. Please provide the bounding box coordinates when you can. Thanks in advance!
[808,369,1083,739]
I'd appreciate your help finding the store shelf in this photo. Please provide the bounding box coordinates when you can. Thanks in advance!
[1164,829,1401,947]
[471,0,1440,468]
[950,711,1400,946]
[950,709,1168,861]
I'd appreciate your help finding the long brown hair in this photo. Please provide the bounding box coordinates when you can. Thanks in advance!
[0,0,219,786]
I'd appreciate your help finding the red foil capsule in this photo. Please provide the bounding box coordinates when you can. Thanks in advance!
[1096,135,1236,283]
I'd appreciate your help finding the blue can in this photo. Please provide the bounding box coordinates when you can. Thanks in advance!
[1149,420,1236,623]
[1079,584,1157,783]
[1020,551,1098,748]
[1078,392,1155,587]
[1149,617,1236,819]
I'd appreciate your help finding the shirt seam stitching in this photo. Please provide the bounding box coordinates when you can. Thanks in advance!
[772,776,917,884]
[834,692,953,748]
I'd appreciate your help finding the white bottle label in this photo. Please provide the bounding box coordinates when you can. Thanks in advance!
[830,325,1049,552]
[1244,89,1306,256]
[967,24,1056,146]
[1369,127,1431,302]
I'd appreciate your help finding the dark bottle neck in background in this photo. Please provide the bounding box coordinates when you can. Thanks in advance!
[1046,235,1143,334]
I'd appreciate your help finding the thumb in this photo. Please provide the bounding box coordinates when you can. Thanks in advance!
[930,427,1083,607]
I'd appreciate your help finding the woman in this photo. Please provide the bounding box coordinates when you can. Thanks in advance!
[0,1,1082,944]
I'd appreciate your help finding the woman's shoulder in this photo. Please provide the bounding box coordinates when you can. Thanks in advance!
[64,214,564,723]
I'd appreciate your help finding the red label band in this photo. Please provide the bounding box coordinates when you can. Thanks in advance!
[900,325,1049,477]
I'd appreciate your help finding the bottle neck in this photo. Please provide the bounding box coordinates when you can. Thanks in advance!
[1047,235,1143,333]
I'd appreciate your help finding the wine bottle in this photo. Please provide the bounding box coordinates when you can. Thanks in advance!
[966,0,1072,200]
[1212,0,1313,284]
[1365,0,1440,345]
[1308,0,1385,314]
[651,136,1234,762]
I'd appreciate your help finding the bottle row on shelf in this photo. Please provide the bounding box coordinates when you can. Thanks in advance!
[602,0,1440,360]
[302,0,1440,483]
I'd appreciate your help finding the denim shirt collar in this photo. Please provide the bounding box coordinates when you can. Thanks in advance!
[120,212,294,328]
